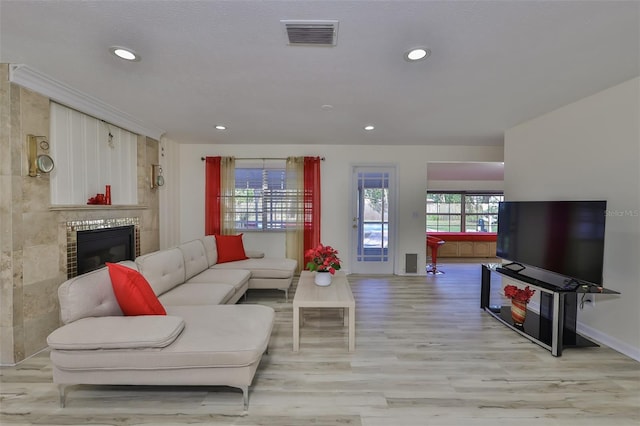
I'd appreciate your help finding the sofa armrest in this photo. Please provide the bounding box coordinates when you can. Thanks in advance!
[47,316,185,350]
[245,250,265,259]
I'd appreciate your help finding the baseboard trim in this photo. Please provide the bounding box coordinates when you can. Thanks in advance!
[0,346,49,367]
[577,322,640,362]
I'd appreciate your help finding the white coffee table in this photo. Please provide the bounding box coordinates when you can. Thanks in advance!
[293,271,355,352]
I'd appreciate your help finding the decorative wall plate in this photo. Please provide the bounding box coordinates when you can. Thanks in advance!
[36,154,54,173]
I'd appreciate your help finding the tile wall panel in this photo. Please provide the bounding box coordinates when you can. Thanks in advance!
[0,64,160,364]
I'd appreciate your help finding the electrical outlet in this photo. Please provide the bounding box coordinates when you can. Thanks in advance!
[582,294,595,308]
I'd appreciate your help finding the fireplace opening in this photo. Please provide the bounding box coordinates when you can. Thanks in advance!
[77,225,135,275]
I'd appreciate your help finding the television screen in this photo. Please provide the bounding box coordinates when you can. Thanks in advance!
[496,201,606,285]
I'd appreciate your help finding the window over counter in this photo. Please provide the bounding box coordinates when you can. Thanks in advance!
[50,102,138,205]
[233,159,293,231]
[427,192,503,233]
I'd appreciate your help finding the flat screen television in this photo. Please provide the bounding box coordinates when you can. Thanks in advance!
[496,200,606,285]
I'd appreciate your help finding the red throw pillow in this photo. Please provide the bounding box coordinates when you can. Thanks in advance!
[106,263,166,316]
[215,234,249,263]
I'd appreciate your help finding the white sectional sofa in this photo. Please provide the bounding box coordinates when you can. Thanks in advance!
[137,236,298,303]
[199,235,298,301]
[46,236,297,410]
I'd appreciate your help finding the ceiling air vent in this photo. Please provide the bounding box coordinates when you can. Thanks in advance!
[281,20,339,46]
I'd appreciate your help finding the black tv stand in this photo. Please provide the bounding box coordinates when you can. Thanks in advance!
[481,264,620,356]
[561,278,582,291]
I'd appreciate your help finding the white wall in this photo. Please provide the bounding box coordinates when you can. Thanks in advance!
[504,77,640,360]
[177,144,503,274]
[428,180,504,192]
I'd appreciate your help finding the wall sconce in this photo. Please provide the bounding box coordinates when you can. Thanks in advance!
[150,164,164,189]
[27,134,55,177]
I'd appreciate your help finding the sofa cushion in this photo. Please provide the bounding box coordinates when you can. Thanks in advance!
[201,235,218,266]
[158,283,235,306]
[178,239,210,281]
[58,266,123,325]
[215,234,249,263]
[135,248,186,296]
[185,268,250,293]
[107,263,166,316]
[212,257,297,279]
[50,305,275,370]
[47,316,184,350]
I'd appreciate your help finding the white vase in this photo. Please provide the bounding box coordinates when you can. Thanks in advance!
[314,271,332,286]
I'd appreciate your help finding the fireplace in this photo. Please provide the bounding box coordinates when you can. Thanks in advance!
[66,217,140,278]
[77,226,135,275]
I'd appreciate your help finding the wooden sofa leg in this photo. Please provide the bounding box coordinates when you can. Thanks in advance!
[283,289,288,303]
[58,384,68,408]
[241,386,249,410]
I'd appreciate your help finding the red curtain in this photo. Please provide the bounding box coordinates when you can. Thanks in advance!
[303,156,321,257]
[205,157,221,235]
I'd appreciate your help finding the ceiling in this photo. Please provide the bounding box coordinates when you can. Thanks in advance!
[1,1,638,146]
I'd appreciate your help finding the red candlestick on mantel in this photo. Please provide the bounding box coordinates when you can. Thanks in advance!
[105,185,111,205]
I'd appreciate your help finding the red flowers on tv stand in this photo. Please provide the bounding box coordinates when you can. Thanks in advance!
[504,285,536,303]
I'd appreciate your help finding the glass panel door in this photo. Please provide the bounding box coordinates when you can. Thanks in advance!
[351,167,395,274]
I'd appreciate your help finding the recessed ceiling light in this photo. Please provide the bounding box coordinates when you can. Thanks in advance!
[215,125,227,130]
[404,47,431,62]
[109,46,140,61]
[364,125,375,131]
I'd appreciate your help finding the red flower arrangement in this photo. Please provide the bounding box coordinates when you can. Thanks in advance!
[305,244,342,275]
[504,285,536,303]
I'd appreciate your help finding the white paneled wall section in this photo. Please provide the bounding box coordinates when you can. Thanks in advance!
[50,103,138,205]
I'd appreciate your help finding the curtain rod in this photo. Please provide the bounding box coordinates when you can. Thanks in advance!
[200,156,325,161]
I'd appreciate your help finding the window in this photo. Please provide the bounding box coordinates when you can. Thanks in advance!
[426,192,503,232]
[233,161,294,231]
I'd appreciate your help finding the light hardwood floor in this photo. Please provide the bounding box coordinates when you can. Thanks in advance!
[1,263,638,425]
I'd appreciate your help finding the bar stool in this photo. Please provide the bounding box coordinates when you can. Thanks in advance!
[426,235,446,274]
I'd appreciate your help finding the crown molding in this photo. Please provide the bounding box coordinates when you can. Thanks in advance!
[9,64,165,140]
